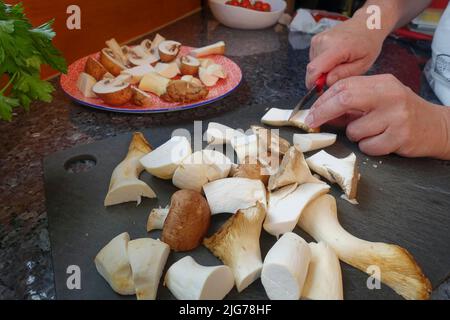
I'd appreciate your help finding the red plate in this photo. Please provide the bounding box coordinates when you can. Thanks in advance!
[60,46,243,113]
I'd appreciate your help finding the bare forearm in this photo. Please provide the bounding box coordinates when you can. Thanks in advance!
[353,0,432,36]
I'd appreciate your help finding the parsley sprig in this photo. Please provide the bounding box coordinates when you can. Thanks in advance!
[0,2,67,121]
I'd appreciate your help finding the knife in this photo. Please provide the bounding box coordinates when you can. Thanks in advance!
[288,73,327,121]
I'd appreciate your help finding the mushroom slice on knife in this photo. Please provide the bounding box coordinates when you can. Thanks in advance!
[261,108,320,133]
[172,150,232,193]
[298,194,432,300]
[94,232,135,295]
[302,242,343,300]
[204,202,265,292]
[165,256,234,300]
[127,238,170,300]
[268,146,322,191]
[262,232,311,300]
[306,150,359,200]
[293,133,337,153]
[203,177,267,215]
[140,136,192,180]
[263,182,330,237]
[104,132,156,206]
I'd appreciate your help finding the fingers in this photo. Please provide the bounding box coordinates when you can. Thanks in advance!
[306,77,381,128]
[326,59,370,86]
[306,49,350,89]
[326,110,364,128]
[358,128,401,156]
[345,110,388,142]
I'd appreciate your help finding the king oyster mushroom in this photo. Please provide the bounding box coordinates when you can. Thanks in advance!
[180,55,201,75]
[158,40,181,63]
[77,72,97,98]
[93,76,133,105]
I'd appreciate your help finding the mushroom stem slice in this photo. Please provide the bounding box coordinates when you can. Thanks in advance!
[293,133,337,153]
[306,150,359,200]
[302,242,343,300]
[298,194,432,300]
[203,177,267,215]
[104,133,156,206]
[264,182,330,237]
[230,134,259,164]
[251,125,290,157]
[203,202,266,292]
[94,232,135,295]
[262,232,311,300]
[191,41,226,58]
[127,238,170,300]
[205,122,246,145]
[164,256,234,300]
[268,146,322,192]
[261,108,320,133]
[147,207,169,232]
[139,72,171,96]
[140,136,192,180]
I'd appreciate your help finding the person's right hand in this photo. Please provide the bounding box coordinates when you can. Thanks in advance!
[306,13,388,89]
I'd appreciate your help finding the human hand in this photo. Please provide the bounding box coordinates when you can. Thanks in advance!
[305,74,450,159]
[306,13,387,89]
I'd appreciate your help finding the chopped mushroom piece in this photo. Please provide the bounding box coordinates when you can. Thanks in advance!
[293,133,337,153]
[262,232,311,300]
[268,146,322,191]
[306,150,359,200]
[204,202,266,292]
[146,207,169,232]
[264,182,330,237]
[94,232,135,295]
[302,242,343,300]
[203,177,267,215]
[161,190,211,251]
[104,132,156,206]
[298,194,432,300]
[205,122,246,145]
[140,136,192,180]
[165,256,234,300]
[172,150,232,193]
[127,238,170,300]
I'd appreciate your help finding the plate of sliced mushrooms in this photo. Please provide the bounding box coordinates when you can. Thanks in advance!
[60,34,242,113]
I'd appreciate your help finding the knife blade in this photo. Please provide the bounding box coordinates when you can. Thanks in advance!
[289,73,327,121]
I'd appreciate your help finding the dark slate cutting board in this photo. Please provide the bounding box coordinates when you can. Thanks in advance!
[43,102,450,300]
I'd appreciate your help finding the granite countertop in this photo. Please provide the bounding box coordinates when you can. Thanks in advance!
[0,10,448,300]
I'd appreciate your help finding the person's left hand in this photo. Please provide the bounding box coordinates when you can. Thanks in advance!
[305,74,450,158]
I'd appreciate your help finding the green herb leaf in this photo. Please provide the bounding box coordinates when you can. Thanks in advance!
[0,94,20,121]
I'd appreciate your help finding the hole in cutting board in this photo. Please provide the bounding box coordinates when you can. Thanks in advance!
[64,155,97,173]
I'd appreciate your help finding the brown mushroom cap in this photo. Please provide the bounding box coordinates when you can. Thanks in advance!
[162,189,211,251]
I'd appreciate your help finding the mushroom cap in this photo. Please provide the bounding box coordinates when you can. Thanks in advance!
[162,189,211,251]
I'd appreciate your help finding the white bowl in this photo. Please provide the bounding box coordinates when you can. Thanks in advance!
[209,0,287,30]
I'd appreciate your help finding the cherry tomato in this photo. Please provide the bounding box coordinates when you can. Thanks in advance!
[261,3,271,11]
[226,0,239,6]
[240,0,252,8]
[253,1,263,11]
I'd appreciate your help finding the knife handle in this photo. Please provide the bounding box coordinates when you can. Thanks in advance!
[315,73,327,92]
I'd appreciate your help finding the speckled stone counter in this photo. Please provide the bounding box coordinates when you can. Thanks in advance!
[0,10,448,300]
